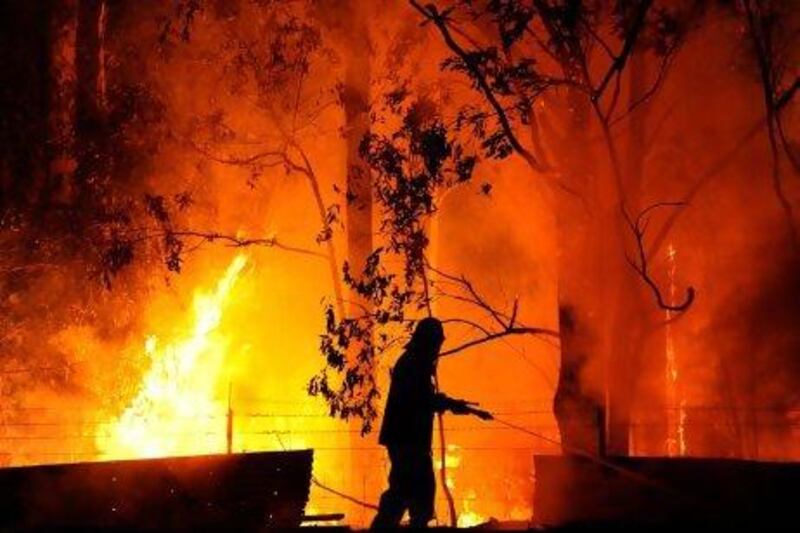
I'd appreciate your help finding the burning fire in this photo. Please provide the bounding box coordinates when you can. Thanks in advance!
[98,254,248,459]
[458,489,485,528]
[440,444,487,527]
[665,244,687,457]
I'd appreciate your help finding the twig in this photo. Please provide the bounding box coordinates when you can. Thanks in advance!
[646,75,798,259]
[610,40,680,127]
[440,326,559,357]
[604,65,623,122]
[775,75,799,109]
[425,260,559,355]
[186,133,347,316]
[188,141,287,167]
[427,262,506,329]
[584,21,616,61]
[126,228,328,259]
[743,0,798,248]
[592,0,654,100]
[623,202,695,312]
[439,317,494,338]
[646,118,762,259]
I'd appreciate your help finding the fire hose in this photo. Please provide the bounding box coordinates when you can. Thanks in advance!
[309,409,682,515]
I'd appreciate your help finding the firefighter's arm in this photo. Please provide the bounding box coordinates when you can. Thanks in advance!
[431,392,452,414]
[434,394,493,420]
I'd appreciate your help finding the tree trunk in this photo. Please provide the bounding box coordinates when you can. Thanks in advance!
[551,87,606,457]
[0,1,51,207]
[74,0,106,197]
[343,41,372,290]
[604,48,660,457]
[341,2,374,524]
[552,47,662,458]
[46,0,78,205]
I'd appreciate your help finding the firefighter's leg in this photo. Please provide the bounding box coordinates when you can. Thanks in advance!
[408,451,436,528]
[370,447,409,529]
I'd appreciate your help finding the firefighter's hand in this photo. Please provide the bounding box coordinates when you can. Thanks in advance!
[448,399,473,415]
[448,399,493,420]
[471,408,494,421]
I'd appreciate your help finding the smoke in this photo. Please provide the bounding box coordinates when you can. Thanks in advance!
[697,222,800,459]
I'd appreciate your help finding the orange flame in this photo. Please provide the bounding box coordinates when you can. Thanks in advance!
[665,244,687,456]
[440,444,487,527]
[98,254,248,459]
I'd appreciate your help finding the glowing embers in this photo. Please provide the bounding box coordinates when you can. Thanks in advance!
[98,255,248,459]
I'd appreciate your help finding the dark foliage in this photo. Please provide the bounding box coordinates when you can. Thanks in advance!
[308,95,477,434]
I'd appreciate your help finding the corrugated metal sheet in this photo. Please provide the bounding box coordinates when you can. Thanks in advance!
[534,454,800,527]
[0,449,313,529]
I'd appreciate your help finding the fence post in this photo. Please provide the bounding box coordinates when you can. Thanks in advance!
[226,382,233,454]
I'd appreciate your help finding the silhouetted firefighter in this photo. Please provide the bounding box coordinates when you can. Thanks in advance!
[371,317,492,529]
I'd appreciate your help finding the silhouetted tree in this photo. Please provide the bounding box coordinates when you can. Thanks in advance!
[401,0,703,455]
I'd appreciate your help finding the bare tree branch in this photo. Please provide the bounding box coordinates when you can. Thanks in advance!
[647,117,763,259]
[743,0,798,248]
[188,141,287,167]
[427,262,507,329]
[440,326,559,356]
[584,21,616,61]
[775,75,799,110]
[186,134,347,317]
[593,0,654,100]
[126,228,328,259]
[604,64,624,122]
[623,202,695,312]
[776,116,800,176]
[439,317,494,338]
[425,260,559,356]
[610,40,681,127]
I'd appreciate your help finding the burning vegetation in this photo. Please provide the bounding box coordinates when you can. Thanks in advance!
[0,0,799,528]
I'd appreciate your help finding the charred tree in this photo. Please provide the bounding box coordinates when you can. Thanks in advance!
[341,7,374,314]
[551,82,606,456]
[341,2,375,521]
[605,48,662,456]
[0,1,51,208]
[74,0,107,202]
[46,0,78,206]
